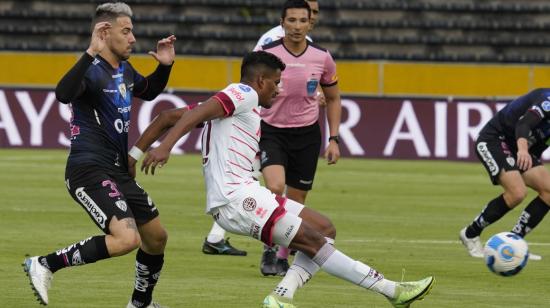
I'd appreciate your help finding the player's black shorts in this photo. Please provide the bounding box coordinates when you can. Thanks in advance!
[259,121,321,191]
[65,165,159,233]
[475,127,543,185]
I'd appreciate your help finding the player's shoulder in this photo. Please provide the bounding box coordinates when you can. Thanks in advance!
[307,41,328,53]
[261,38,284,51]
[221,83,257,101]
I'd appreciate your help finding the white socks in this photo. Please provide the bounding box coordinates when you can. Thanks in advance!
[273,238,331,299]
[206,222,226,243]
[312,242,396,298]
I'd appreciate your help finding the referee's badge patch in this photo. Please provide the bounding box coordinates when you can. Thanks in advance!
[242,197,257,211]
[542,101,550,112]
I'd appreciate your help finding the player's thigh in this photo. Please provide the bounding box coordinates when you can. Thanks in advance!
[286,123,321,192]
[117,175,159,226]
[297,206,335,238]
[66,167,134,234]
[262,165,286,194]
[211,184,288,247]
[523,165,550,196]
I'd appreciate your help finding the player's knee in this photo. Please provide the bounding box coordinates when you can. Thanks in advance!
[316,215,336,239]
[267,182,286,195]
[118,231,141,254]
[151,228,168,251]
[506,187,528,206]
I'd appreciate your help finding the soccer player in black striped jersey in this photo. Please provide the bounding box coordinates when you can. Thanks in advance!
[460,88,550,261]
[22,3,175,308]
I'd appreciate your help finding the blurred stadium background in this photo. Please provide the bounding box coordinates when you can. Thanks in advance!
[2,0,550,307]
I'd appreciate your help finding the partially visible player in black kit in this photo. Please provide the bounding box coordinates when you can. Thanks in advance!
[22,3,175,307]
[460,88,550,261]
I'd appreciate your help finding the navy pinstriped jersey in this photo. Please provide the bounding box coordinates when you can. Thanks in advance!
[488,88,550,149]
[67,56,146,171]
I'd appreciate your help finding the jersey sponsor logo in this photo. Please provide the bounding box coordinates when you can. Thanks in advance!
[239,84,252,93]
[75,187,107,229]
[118,106,132,114]
[262,37,273,45]
[102,89,118,93]
[541,101,550,112]
[286,62,306,68]
[112,73,123,79]
[476,142,499,176]
[115,200,127,212]
[243,197,257,211]
[227,87,245,102]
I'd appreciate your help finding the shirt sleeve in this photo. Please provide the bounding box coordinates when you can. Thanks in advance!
[320,51,338,87]
[212,84,258,117]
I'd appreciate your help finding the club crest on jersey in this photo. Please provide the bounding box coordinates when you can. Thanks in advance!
[542,101,550,112]
[242,197,257,211]
[118,83,127,98]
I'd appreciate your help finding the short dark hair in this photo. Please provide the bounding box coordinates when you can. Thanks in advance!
[241,51,286,82]
[91,2,133,29]
[281,0,311,20]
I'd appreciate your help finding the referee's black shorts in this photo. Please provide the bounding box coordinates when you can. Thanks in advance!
[259,121,321,191]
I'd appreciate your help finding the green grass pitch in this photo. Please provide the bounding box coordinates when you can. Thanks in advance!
[2,149,550,307]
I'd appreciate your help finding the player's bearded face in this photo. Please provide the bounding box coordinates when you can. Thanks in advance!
[108,16,136,60]
[282,8,310,43]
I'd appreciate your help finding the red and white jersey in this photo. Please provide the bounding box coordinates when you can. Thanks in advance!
[260,39,338,128]
[253,25,312,51]
[201,83,261,213]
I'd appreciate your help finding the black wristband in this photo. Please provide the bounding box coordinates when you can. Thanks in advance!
[328,135,339,144]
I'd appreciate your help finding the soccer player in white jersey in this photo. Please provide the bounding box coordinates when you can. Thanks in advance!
[130,51,435,308]
[199,0,322,257]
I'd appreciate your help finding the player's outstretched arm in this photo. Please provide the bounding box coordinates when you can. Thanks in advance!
[148,35,176,66]
[322,84,341,165]
[515,110,542,171]
[128,106,189,177]
[140,98,225,175]
[55,21,111,103]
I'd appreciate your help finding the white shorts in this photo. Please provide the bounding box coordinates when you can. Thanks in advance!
[211,182,303,246]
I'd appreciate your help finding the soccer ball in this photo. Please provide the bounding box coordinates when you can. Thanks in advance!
[483,232,529,276]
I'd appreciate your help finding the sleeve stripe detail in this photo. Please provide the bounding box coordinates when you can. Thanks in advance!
[320,81,338,88]
[213,92,235,116]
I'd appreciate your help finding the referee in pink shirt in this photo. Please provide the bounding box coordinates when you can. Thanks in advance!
[257,0,342,276]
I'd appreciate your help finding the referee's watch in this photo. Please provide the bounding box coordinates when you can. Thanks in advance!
[328,135,340,144]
